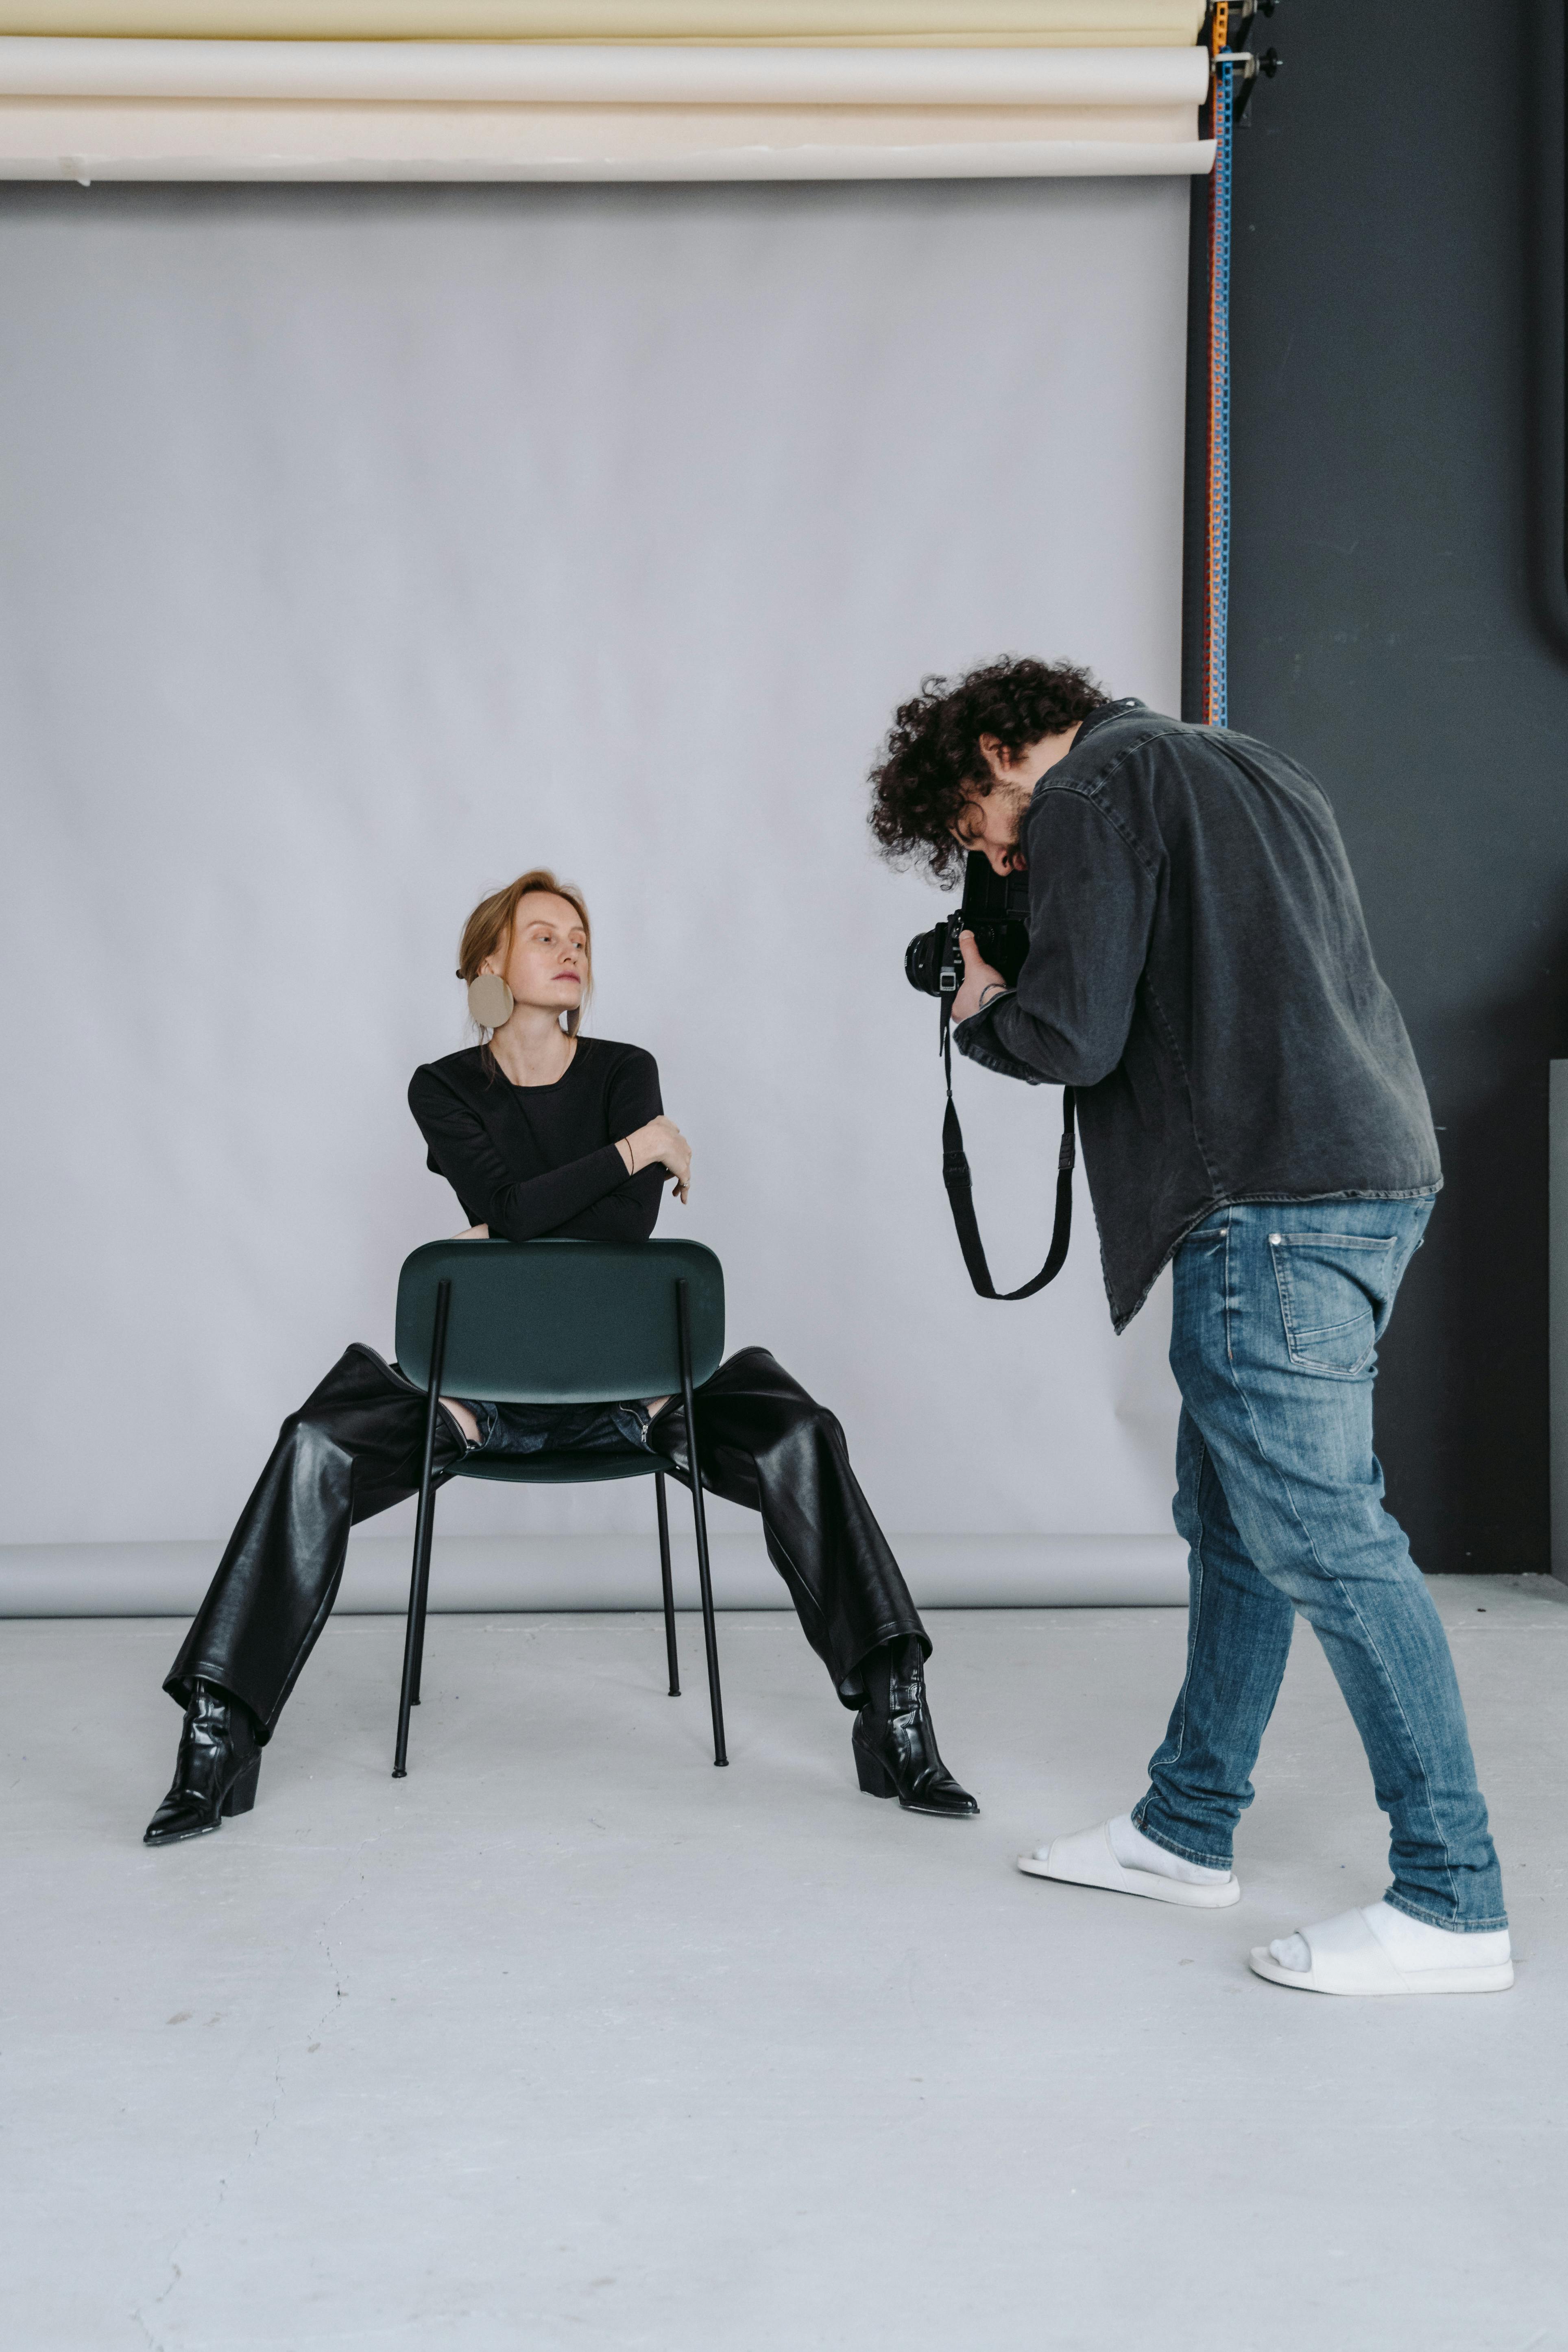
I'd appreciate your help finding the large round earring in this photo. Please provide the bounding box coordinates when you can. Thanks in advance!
[467,973,514,1030]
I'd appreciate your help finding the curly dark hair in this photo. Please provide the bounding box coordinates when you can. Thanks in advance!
[867,655,1106,885]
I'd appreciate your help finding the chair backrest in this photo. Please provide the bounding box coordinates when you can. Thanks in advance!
[394,1238,725,1404]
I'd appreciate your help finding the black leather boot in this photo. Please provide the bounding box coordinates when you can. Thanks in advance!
[144,1680,262,1846]
[851,1639,979,1817]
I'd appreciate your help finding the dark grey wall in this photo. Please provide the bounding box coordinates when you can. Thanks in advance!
[1223,0,1568,1573]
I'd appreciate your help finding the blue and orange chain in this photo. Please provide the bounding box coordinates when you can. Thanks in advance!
[1202,2,1234,728]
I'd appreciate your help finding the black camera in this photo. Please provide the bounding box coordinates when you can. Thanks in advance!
[905,852,1031,1005]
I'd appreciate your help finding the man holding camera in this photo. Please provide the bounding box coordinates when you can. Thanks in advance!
[869,659,1510,1998]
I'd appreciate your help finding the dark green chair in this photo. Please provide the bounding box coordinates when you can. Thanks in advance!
[390,1236,727,1777]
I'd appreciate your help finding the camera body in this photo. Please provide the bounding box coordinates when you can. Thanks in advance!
[905,851,1031,1005]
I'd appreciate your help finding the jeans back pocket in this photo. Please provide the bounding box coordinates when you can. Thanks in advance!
[1269,1231,1398,1377]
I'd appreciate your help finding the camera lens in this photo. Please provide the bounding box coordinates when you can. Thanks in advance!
[905,930,941,994]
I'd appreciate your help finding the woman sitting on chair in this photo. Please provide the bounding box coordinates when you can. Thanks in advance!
[145,868,977,1845]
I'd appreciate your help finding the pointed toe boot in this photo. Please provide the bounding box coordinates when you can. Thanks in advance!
[851,1640,978,1818]
[144,1680,262,1846]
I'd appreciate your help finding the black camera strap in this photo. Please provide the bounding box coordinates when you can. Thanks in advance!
[940,997,1076,1300]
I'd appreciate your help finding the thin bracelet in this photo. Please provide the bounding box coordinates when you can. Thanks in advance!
[616,1136,636,1175]
[978,982,1008,1010]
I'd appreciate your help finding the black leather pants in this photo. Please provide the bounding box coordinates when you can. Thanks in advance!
[166,1343,927,1740]
[648,1346,930,1703]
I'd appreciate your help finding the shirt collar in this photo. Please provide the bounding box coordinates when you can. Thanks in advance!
[1072,696,1146,749]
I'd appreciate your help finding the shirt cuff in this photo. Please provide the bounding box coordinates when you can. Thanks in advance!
[953,991,1046,1086]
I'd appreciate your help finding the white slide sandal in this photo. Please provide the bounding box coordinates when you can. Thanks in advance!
[1248,1905,1514,1996]
[1017,1819,1241,1909]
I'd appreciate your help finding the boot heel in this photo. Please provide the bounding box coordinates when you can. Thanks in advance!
[221,1755,261,1818]
[854,1739,895,1800]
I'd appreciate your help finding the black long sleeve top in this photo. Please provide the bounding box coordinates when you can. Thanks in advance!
[408,1038,666,1244]
[955,700,1441,1332]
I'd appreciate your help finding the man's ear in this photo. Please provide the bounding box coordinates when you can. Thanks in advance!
[975,735,1012,786]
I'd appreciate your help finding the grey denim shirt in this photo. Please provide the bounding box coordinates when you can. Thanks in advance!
[955,700,1441,1331]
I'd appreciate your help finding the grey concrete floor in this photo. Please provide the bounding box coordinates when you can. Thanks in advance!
[2,1582,1564,2352]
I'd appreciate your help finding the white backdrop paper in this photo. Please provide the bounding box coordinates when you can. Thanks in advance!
[0,178,1186,1558]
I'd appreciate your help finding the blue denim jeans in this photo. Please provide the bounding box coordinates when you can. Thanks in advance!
[1135,1198,1506,1932]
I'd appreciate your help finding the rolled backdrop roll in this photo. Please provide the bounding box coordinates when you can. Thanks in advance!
[0,119,1209,184]
[0,39,1212,180]
[0,2,1207,43]
[0,39,1210,97]
[0,175,1190,1608]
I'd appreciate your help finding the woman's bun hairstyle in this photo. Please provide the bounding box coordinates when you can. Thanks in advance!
[457,869,593,1041]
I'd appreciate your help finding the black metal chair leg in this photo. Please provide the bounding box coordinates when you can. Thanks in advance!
[655,1471,680,1697]
[394,1279,451,1778]
[676,1281,727,1767]
[410,1498,435,1704]
[409,1501,434,1708]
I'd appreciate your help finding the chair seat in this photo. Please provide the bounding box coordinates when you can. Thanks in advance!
[449,1442,659,1487]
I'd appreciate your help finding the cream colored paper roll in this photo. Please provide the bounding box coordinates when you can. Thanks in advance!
[0,99,1214,178]
[0,38,1211,103]
[0,34,1211,178]
[0,2,1208,45]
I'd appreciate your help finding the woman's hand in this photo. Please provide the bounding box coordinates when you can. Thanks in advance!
[951,930,1009,1025]
[453,1223,490,1240]
[621,1115,692,1204]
